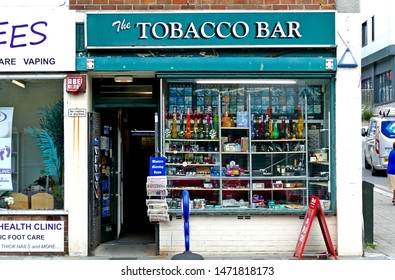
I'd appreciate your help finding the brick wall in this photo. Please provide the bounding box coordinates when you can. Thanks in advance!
[69,0,335,11]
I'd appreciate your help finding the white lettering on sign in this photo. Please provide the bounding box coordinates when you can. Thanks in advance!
[112,19,131,33]
[129,20,302,40]
[66,77,83,91]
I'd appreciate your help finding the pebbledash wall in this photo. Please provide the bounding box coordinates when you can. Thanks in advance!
[63,0,364,257]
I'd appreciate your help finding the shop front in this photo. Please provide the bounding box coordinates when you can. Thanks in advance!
[0,8,75,256]
[71,11,363,257]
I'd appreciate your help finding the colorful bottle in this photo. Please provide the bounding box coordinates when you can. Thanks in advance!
[213,111,219,139]
[222,96,232,127]
[297,105,304,138]
[193,109,199,139]
[272,120,279,139]
[268,118,273,139]
[171,107,178,139]
[185,106,192,139]
[280,119,286,139]
[177,111,185,139]
[251,114,255,139]
[205,113,212,139]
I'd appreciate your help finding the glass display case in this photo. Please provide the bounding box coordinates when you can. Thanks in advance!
[161,80,331,213]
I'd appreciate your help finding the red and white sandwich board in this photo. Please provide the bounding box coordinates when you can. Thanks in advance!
[294,195,337,260]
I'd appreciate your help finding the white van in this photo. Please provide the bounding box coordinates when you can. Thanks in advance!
[364,109,395,176]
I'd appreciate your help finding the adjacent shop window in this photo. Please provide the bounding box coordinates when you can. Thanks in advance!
[362,78,373,108]
[162,79,332,213]
[0,79,64,210]
[376,71,392,103]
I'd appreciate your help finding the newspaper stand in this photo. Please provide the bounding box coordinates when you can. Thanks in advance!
[294,195,337,260]
[146,176,169,223]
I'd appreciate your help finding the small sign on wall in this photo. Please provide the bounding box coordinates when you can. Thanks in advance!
[0,221,64,252]
[149,157,166,176]
[66,75,86,95]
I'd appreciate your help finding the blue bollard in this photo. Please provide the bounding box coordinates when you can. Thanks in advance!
[171,190,204,260]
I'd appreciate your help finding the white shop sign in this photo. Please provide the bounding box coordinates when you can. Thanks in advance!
[0,221,64,252]
[0,9,76,71]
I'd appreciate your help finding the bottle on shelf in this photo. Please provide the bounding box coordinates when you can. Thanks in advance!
[213,109,219,139]
[297,105,304,138]
[251,113,255,139]
[205,113,212,139]
[272,119,279,139]
[222,96,232,127]
[185,106,193,139]
[280,118,286,139]
[178,110,185,139]
[193,109,199,139]
[171,106,178,139]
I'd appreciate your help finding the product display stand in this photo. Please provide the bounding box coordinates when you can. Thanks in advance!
[146,176,169,223]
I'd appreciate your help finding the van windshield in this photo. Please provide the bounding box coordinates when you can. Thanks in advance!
[381,121,395,138]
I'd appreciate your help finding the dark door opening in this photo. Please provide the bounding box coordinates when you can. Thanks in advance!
[97,107,156,244]
[122,108,156,238]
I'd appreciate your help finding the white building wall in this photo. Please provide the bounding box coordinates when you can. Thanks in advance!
[335,12,364,256]
[361,0,395,57]
[64,79,92,257]
[160,216,337,256]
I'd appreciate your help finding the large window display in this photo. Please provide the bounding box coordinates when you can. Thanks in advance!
[0,79,64,210]
[160,78,332,213]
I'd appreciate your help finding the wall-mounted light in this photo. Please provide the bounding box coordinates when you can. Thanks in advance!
[114,76,133,83]
[11,79,26,88]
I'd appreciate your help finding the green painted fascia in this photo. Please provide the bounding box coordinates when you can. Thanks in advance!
[77,56,337,72]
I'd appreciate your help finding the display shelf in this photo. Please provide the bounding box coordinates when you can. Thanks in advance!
[166,163,219,166]
[251,187,306,191]
[162,82,331,212]
[168,187,220,191]
[165,138,219,142]
[165,151,220,154]
[167,175,221,180]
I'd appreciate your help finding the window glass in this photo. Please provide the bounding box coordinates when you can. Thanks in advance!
[0,79,64,210]
[376,71,392,103]
[163,78,332,212]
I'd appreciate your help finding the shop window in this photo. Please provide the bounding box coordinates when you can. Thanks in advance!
[362,78,373,108]
[0,79,64,210]
[161,79,332,213]
[376,71,392,104]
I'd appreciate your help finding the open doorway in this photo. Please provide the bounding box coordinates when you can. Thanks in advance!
[94,107,157,254]
[121,108,157,239]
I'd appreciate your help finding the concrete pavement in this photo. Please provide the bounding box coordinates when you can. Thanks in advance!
[1,184,394,260]
[363,186,395,259]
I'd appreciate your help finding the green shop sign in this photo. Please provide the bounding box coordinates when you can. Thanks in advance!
[86,11,335,49]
